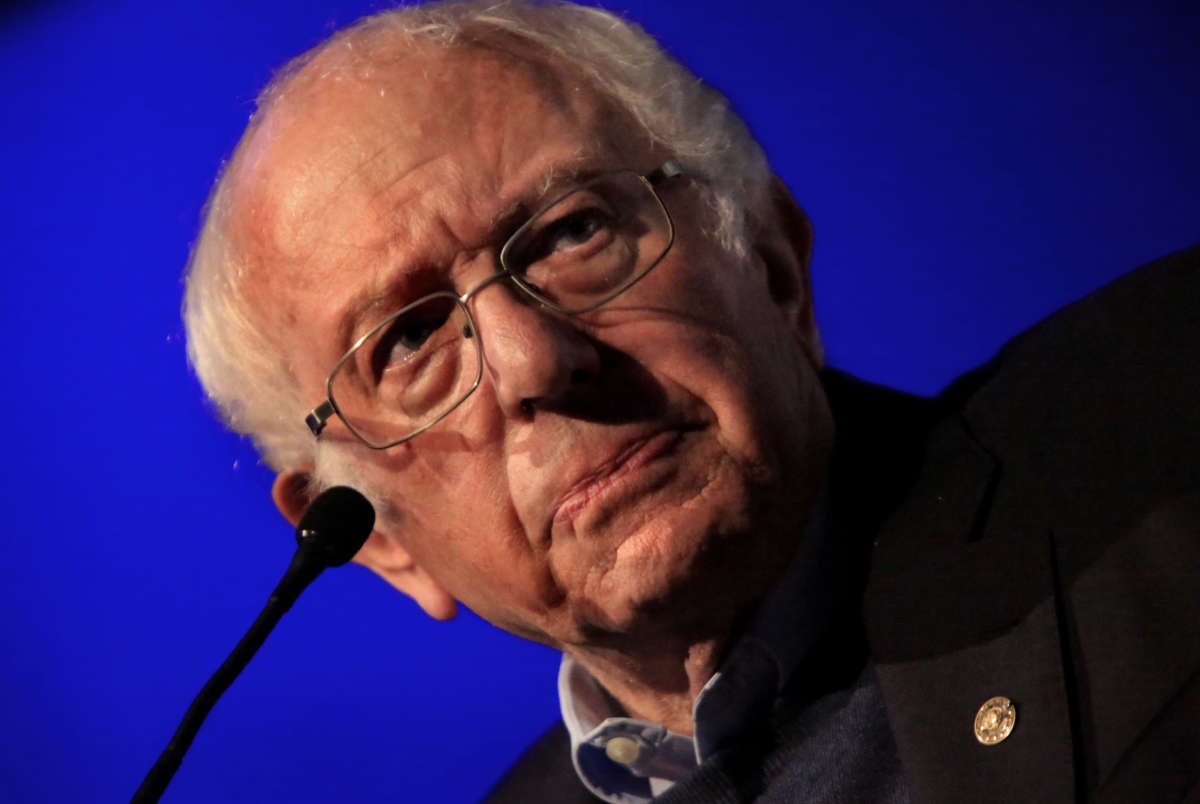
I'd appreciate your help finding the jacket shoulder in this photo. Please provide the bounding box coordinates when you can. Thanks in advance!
[959,243,1200,439]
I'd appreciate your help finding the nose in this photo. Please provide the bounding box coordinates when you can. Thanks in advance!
[466,279,601,418]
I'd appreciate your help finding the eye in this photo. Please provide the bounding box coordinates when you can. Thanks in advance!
[510,196,619,271]
[395,320,438,351]
[368,298,455,379]
[542,208,610,252]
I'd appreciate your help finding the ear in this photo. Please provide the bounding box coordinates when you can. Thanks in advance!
[752,175,822,366]
[271,470,458,621]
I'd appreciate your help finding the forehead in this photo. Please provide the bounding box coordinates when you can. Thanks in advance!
[230,39,643,350]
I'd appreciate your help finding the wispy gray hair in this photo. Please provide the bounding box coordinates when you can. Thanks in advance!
[183,0,773,476]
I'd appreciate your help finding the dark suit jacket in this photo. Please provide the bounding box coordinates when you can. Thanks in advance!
[486,245,1200,802]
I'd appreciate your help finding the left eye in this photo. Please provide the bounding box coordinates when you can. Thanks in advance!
[512,205,616,269]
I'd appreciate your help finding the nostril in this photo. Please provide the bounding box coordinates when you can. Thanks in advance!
[519,398,536,415]
[569,368,590,384]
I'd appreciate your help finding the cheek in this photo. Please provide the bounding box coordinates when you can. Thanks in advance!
[621,289,817,494]
[363,438,558,600]
[350,437,476,545]
[670,248,811,406]
[662,335,784,467]
[410,517,565,643]
[635,225,790,354]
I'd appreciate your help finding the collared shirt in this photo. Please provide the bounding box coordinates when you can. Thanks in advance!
[558,500,846,803]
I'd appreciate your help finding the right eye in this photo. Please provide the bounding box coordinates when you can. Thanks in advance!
[368,299,455,380]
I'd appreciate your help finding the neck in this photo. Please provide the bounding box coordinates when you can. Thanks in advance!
[564,628,734,735]
[561,495,853,736]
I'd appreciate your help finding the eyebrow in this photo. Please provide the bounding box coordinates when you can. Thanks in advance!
[481,158,599,229]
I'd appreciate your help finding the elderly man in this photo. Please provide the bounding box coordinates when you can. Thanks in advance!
[183,1,1199,801]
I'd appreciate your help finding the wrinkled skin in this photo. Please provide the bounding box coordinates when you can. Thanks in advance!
[235,41,833,726]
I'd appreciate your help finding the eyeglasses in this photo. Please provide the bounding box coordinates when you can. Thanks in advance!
[304,161,683,449]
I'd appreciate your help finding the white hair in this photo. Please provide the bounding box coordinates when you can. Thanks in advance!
[183,0,774,479]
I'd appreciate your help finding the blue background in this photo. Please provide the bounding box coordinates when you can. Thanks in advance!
[1,1,1197,801]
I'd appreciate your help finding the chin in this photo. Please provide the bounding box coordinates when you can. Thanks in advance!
[573,491,774,639]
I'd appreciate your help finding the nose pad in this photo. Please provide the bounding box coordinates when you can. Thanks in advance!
[470,285,600,418]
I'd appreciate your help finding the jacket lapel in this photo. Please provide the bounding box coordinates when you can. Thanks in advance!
[861,410,1078,803]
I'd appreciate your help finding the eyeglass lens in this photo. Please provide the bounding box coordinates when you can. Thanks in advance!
[504,172,671,311]
[330,296,482,447]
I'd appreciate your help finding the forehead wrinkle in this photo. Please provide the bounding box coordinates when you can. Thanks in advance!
[338,150,614,334]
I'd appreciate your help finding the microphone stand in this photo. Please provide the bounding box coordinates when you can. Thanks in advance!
[131,548,322,803]
[131,487,373,804]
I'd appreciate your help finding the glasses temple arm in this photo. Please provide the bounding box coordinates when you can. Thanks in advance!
[646,160,683,186]
[305,400,336,437]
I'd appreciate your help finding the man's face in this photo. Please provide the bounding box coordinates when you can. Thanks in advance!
[237,44,832,651]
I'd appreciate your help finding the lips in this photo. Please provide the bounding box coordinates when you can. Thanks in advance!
[550,427,692,527]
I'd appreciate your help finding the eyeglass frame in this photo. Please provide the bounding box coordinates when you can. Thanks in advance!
[304,159,684,450]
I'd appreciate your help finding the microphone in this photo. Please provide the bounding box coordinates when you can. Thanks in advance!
[131,486,375,804]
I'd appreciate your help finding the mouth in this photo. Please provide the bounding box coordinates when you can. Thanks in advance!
[550,426,695,528]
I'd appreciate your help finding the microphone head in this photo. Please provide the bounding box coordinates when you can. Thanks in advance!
[295,486,375,567]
